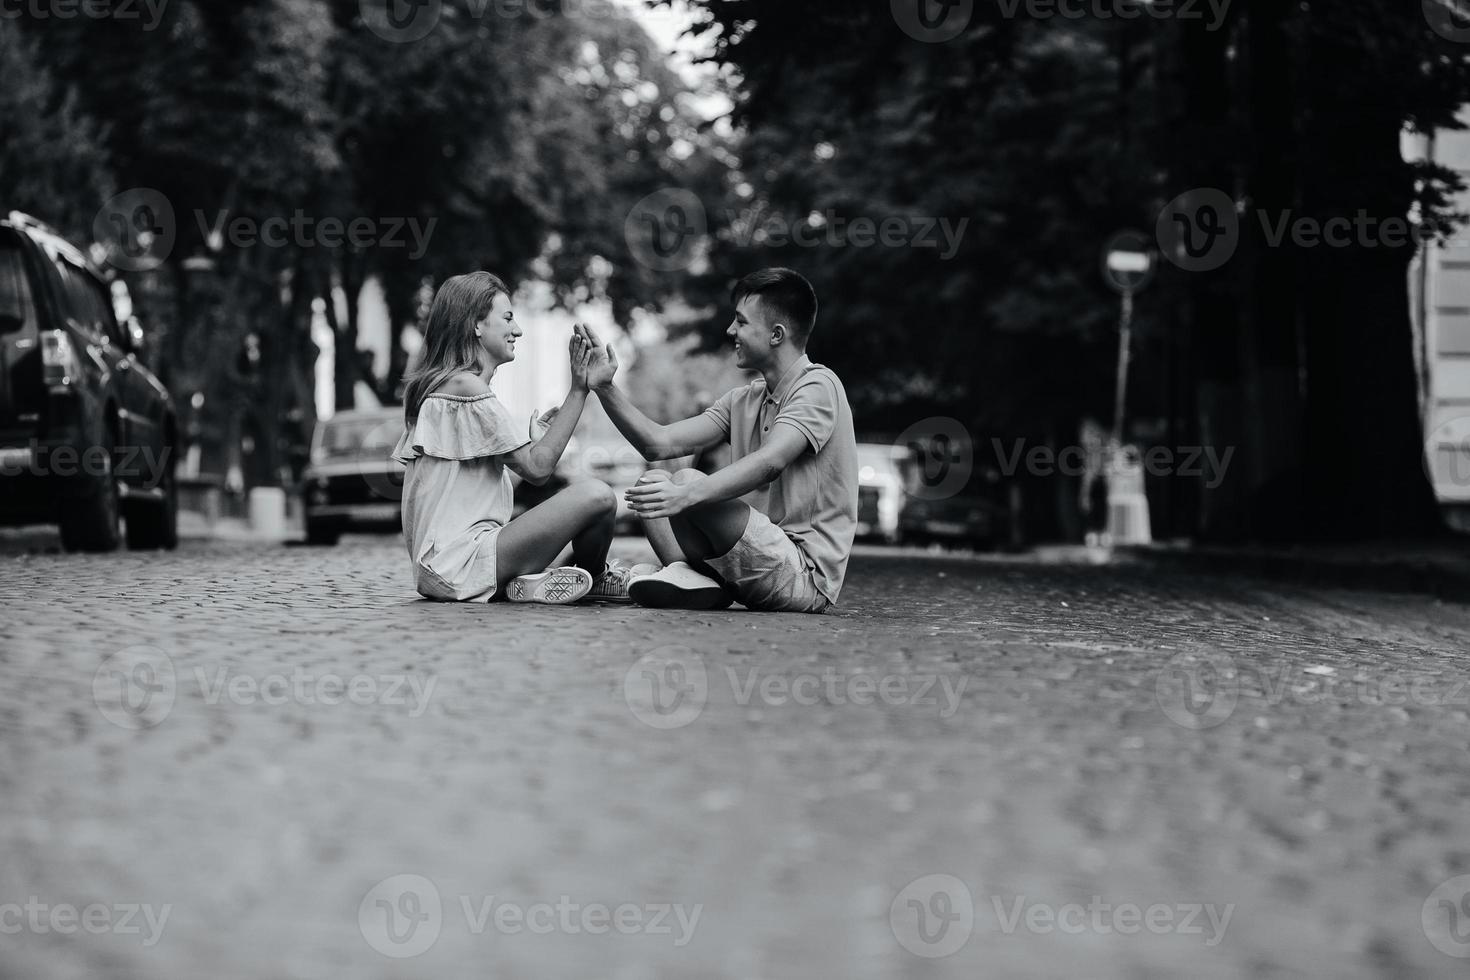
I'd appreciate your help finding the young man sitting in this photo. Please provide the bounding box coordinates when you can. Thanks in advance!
[579,268,858,612]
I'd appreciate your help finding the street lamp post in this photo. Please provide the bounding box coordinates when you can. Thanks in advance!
[1102,230,1155,444]
[1100,231,1157,546]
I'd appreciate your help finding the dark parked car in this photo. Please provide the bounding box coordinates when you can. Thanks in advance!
[0,211,177,551]
[302,408,407,545]
[897,434,1010,550]
[302,407,575,545]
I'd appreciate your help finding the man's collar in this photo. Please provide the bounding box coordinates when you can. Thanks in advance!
[763,355,812,404]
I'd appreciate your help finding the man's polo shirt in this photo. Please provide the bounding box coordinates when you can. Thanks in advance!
[701,355,858,603]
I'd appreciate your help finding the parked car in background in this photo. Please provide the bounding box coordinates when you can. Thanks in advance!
[302,408,405,545]
[856,442,905,543]
[304,408,590,544]
[897,434,1010,550]
[0,211,178,551]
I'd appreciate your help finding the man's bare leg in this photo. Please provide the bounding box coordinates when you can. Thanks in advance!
[664,469,750,580]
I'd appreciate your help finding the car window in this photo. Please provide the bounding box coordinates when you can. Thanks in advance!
[0,236,39,334]
[80,268,124,346]
[320,417,405,459]
[51,258,120,345]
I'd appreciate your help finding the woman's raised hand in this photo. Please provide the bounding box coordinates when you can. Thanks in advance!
[569,325,594,390]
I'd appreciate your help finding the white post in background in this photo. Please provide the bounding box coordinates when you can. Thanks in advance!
[249,487,288,540]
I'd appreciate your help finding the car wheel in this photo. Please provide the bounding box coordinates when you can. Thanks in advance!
[125,462,179,550]
[59,445,122,553]
[305,518,341,546]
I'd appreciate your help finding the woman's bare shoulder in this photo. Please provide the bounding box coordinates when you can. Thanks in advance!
[434,373,490,397]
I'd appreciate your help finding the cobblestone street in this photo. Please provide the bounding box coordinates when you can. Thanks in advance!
[4,533,1470,978]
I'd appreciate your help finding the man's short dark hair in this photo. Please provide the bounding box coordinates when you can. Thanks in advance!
[732,268,819,346]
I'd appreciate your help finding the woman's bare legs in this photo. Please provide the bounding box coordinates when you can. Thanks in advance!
[495,478,616,583]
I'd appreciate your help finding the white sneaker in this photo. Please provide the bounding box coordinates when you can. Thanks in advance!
[628,561,734,610]
[505,566,593,604]
[586,559,660,603]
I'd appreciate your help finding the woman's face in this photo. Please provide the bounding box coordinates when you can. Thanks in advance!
[476,292,521,366]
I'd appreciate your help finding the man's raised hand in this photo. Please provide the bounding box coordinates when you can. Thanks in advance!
[578,323,619,391]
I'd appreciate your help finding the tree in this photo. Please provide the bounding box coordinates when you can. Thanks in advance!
[0,29,114,240]
[673,0,1470,542]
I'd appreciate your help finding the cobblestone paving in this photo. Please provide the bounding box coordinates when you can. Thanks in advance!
[3,532,1470,979]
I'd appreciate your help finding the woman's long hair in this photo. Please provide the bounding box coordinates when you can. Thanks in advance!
[402,272,508,422]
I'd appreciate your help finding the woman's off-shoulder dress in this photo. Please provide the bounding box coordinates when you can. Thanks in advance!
[391,391,529,601]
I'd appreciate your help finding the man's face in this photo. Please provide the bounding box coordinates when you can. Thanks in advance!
[727,295,775,370]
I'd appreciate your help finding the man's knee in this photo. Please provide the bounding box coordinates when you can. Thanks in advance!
[671,468,703,486]
[565,478,615,517]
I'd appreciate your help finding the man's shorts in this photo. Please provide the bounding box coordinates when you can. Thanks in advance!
[706,508,831,614]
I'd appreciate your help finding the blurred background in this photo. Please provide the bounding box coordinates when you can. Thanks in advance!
[5,0,1470,550]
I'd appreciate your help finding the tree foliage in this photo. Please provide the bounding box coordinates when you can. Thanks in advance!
[9,0,723,481]
[672,0,1470,541]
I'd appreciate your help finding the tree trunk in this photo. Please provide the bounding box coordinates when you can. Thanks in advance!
[1294,23,1443,539]
[1169,13,1246,540]
[1238,0,1305,541]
